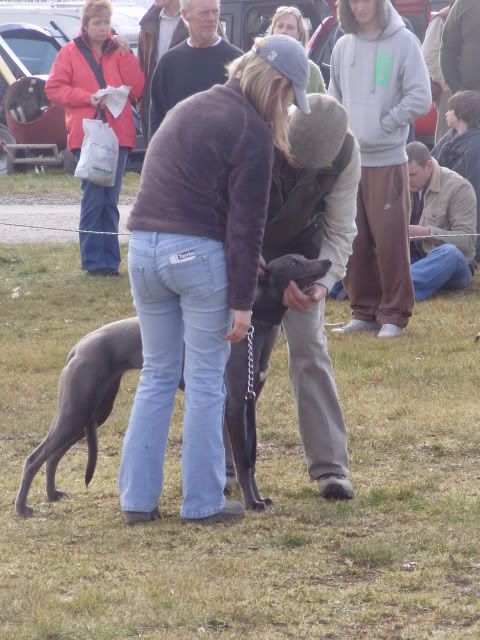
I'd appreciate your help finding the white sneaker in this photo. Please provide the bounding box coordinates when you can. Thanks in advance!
[377,323,403,338]
[331,319,380,334]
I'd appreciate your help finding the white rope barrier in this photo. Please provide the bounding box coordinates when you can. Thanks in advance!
[0,221,131,236]
[0,220,480,240]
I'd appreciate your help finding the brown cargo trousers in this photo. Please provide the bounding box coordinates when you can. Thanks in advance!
[344,164,414,328]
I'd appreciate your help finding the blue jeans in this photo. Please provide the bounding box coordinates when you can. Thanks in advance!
[74,147,129,273]
[411,244,472,301]
[119,231,232,519]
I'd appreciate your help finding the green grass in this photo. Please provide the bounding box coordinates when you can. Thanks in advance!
[1,242,480,639]
[0,170,140,201]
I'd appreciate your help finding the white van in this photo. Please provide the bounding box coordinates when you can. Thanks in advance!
[0,1,145,51]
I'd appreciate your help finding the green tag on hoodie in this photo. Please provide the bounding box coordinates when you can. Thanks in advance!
[375,53,393,86]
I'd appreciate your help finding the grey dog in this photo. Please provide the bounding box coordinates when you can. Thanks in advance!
[15,254,331,517]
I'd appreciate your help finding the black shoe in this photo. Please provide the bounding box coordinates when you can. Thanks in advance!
[123,507,161,525]
[181,500,245,524]
[318,474,355,500]
[86,269,120,277]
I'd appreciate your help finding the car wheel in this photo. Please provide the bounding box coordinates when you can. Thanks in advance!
[0,123,16,174]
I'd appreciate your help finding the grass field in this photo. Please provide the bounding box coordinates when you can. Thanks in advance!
[0,170,140,201]
[1,204,480,638]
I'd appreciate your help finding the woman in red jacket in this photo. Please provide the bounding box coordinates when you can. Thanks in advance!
[46,0,145,275]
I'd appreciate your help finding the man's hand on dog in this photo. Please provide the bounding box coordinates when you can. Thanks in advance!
[283,281,328,311]
[225,310,252,343]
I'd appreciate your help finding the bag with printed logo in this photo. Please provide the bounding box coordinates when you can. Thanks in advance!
[75,117,119,187]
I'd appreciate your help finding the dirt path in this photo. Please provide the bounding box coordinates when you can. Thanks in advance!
[0,202,132,243]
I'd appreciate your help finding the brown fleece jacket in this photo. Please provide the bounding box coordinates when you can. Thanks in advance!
[127,78,274,310]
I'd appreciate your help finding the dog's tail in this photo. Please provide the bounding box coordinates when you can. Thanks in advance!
[84,419,98,487]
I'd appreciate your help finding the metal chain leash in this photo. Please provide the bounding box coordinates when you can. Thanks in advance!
[245,325,256,400]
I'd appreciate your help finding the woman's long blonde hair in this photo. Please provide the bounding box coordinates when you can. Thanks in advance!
[227,38,293,157]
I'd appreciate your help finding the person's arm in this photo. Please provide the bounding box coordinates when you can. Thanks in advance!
[45,47,92,107]
[282,137,361,311]
[422,15,446,88]
[224,125,274,312]
[137,26,148,74]
[306,60,326,94]
[282,144,360,311]
[116,47,145,100]
[428,181,476,257]
[463,144,480,211]
[440,2,463,94]
[148,59,167,141]
[316,137,360,293]
[327,43,342,103]
[380,34,431,133]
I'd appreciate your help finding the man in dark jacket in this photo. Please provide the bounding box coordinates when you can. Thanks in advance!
[440,0,480,96]
[137,0,189,139]
[262,94,360,500]
[432,90,480,260]
[148,0,241,140]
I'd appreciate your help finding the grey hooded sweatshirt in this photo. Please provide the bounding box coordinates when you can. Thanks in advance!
[328,1,431,167]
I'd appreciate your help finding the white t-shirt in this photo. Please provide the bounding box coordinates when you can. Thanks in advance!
[157,9,182,62]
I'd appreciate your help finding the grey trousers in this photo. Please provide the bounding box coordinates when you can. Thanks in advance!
[224,301,350,481]
[282,300,349,480]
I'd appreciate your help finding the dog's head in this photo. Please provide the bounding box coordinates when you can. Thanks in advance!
[263,254,332,302]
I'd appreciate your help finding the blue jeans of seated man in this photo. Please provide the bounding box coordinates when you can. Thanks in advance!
[119,231,232,519]
[411,244,472,301]
[73,147,128,273]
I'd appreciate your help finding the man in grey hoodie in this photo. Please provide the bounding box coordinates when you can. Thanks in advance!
[328,0,431,338]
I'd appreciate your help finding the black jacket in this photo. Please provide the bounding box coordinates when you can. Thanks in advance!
[432,127,480,259]
[262,133,355,263]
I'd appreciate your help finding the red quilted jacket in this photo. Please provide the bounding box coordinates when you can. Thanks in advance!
[46,36,145,151]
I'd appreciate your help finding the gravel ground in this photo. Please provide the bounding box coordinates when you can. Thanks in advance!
[0,194,135,205]
[0,201,133,243]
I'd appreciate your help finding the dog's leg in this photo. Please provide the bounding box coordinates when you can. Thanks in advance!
[225,328,279,510]
[45,376,123,503]
[16,357,114,517]
[45,431,86,501]
[16,429,75,517]
[247,325,280,508]
[225,340,265,510]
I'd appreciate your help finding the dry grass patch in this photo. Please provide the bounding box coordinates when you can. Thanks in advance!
[1,243,480,639]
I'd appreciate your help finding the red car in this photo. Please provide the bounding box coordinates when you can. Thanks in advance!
[307,0,442,147]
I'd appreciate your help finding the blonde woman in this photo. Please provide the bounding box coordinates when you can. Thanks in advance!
[268,5,325,94]
[119,35,310,525]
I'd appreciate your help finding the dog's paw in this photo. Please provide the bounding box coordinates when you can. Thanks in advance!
[47,489,69,502]
[16,504,34,518]
[250,501,266,511]
[475,332,480,343]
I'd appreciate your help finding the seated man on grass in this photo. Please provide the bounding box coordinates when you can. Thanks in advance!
[407,141,476,301]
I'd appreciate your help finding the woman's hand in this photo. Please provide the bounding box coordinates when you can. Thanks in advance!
[225,309,252,343]
[90,94,106,108]
[111,34,130,55]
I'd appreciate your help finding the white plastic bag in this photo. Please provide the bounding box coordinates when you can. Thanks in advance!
[75,118,119,187]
